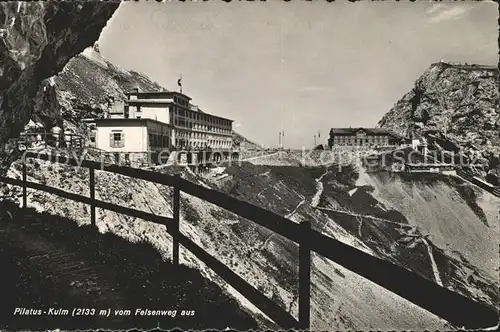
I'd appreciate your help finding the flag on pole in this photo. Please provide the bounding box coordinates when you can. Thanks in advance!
[318,131,320,138]
[282,129,284,137]
[177,75,182,93]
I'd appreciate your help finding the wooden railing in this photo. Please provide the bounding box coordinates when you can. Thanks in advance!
[0,152,498,330]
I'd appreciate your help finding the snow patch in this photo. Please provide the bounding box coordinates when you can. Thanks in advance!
[311,169,328,208]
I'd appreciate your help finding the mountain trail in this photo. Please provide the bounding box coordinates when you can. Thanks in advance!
[285,199,305,219]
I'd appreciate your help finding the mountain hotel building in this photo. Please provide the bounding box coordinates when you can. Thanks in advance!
[94,90,234,151]
[92,89,235,165]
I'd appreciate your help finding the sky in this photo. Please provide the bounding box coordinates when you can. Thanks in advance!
[98,0,498,149]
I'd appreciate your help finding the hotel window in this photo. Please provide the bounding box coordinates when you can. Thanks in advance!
[109,131,124,148]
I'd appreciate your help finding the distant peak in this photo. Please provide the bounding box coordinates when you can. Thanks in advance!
[81,45,108,69]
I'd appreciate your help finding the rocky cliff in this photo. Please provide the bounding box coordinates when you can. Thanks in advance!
[0,1,119,175]
[377,62,499,182]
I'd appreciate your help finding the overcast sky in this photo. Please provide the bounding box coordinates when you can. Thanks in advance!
[99,0,498,149]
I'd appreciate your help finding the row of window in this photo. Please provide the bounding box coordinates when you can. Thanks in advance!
[126,103,231,127]
[108,130,231,149]
[194,125,231,134]
[176,130,232,141]
[172,118,231,134]
[174,139,232,149]
[334,136,388,143]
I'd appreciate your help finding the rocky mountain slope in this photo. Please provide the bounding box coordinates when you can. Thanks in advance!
[41,49,165,132]
[4,155,498,330]
[0,1,119,175]
[377,62,500,183]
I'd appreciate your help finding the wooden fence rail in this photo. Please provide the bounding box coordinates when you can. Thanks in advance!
[0,152,498,330]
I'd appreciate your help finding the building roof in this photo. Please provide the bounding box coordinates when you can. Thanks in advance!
[127,99,173,104]
[125,90,192,100]
[330,127,406,138]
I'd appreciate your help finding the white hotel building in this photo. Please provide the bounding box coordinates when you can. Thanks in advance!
[92,89,234,165]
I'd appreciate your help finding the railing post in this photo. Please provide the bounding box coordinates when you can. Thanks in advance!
[172,174,180,265]
[299,220,311,330]
[22,160,27,209]
[89,166,96,227]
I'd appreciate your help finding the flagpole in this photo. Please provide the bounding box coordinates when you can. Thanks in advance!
[178,74,183,94]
